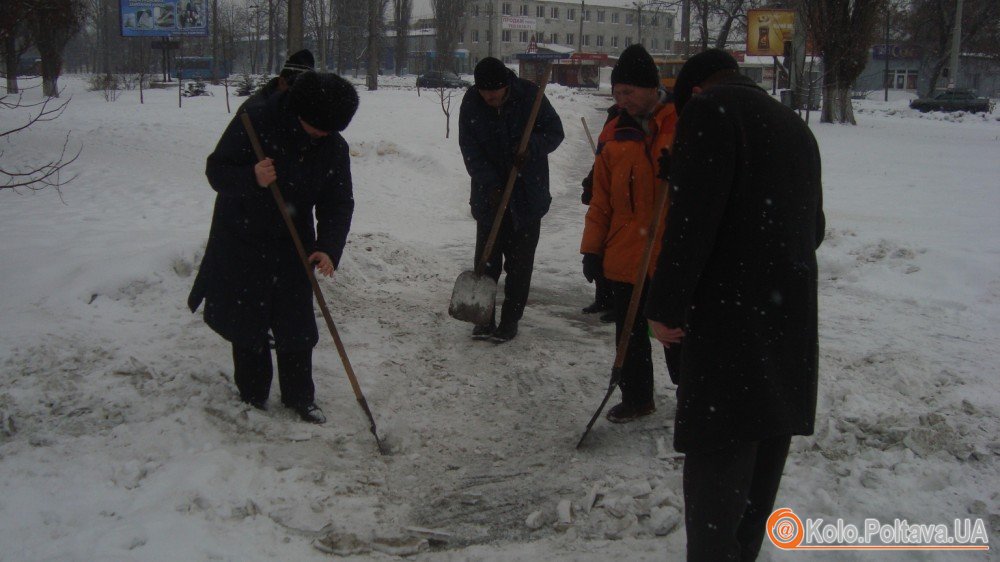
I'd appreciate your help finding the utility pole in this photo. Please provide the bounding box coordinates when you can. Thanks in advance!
[947,0,963,89]
[636,2,642,45]
[367,0,379,90]
[884,10,890,102]
[681,0,690,56]
[578,0,584,53]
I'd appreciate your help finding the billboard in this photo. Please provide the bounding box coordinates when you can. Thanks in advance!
[120,0,208,37]
[746,9,795,57]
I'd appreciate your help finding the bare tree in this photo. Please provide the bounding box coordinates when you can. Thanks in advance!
[433,87,454,137]
[28,0,86,97]
[393,0,412,75]
[1,92,80,191]
[800,0,886,124]
[904,0,1000,96]
[1,1,32,94]
[306,0,331,69]
[432,0,466,72]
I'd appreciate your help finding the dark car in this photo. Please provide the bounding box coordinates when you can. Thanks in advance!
[416,70,471,89]
[909,89,992,113]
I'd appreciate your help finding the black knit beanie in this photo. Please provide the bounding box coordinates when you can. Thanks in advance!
[673,49,740,113]
[289,71,359,133]
[610,44,659,89]
[474,57,509,90]
[280,49,315,79]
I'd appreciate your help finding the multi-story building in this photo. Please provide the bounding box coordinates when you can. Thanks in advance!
[456,0,676,66]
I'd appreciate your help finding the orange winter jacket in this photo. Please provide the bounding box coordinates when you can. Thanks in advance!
[581,102,677,283]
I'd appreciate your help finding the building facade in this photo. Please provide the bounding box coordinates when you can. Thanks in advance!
[456,0,676,66]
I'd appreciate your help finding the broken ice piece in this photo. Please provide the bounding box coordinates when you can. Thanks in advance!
[371,535,429,556]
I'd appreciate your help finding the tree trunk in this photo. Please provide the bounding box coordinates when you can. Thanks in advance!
[820,82,855,125]
[4,35,18,94]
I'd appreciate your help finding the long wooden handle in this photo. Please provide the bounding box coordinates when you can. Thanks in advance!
[475,63,552,276]
[612,180,670,371]
[581,116,597,154]
[239,113,384,454]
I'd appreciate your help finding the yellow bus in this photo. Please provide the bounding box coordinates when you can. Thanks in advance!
[653,57,687,91]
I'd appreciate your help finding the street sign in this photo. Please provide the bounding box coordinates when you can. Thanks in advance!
[516,53,570,60]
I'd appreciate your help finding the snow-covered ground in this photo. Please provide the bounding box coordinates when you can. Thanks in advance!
[1,75,997,561]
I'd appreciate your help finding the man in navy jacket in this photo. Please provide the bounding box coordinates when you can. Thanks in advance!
[459,57,564,342]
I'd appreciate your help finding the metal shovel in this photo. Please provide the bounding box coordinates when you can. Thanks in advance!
[449,64,551,325]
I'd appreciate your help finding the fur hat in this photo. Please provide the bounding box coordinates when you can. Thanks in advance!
[474,57,509,90]
[611,44,659,89]
[289,71,359,133]
[673,49,740,113]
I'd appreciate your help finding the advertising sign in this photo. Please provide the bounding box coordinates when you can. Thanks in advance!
[501,16,536,30]
[746,9,795,57]
[872,44,923,60]
[120,0,208,37]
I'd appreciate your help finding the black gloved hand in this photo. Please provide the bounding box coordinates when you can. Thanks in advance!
[582,253,603,283]
[581,168,594,205]
[656,148,671,182]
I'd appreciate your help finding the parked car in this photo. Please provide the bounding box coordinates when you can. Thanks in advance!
[416,71,471,89]
[909,89,992,113]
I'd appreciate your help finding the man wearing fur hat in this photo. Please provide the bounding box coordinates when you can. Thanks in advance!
[189,71,359,424]
[580,44,679,423]
[644,49,824,561]
[459,57,564,342]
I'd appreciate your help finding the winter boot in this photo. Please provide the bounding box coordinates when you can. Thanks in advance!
[582,300,612,314]
[472,320,496,340]
[606,400,655,423]
[293,403,327,424]
[491,320,518,343]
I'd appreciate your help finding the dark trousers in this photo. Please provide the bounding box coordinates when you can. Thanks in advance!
[594,275,613,307]
[611,281,680,404]
[474,214,541,326]
[232,344,314,407]
[683,435,793,562]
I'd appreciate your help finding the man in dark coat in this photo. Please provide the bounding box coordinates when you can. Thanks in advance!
[644,49,825,561]
[188,71,358,424]
[458,57,564,342]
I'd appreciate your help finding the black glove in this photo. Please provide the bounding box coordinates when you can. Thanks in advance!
[581,169,594,205]
[582,253,603,283]
[656,148,671,182]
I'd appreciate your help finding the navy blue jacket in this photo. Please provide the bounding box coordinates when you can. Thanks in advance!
[459,70,564,226]
[188,91,354,351]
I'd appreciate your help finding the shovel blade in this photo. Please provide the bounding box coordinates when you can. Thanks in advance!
[449,270,496,325]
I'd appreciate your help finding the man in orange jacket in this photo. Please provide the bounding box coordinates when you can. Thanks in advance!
[580,44,679,423]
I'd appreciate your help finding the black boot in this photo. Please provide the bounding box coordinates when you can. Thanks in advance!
[606,400,656,423]
[491,320,518,343]
[472,321,496,340]
[582,300,612,314]
[293,403,327,424]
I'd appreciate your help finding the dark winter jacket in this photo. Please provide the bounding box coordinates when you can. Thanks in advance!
[644,73,825,453]
[459,69,564,227]
[188,90,355,351]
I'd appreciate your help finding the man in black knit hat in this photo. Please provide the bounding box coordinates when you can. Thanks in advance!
[645,49,824,561]
[580,44,680,423]
[458,57,564,342]
[189,71,359,424]
[242,49,315,109]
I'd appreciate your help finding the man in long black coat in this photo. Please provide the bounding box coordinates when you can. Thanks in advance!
[644,50,825,561]
[188,71,358,424]
[459,57,564,342]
